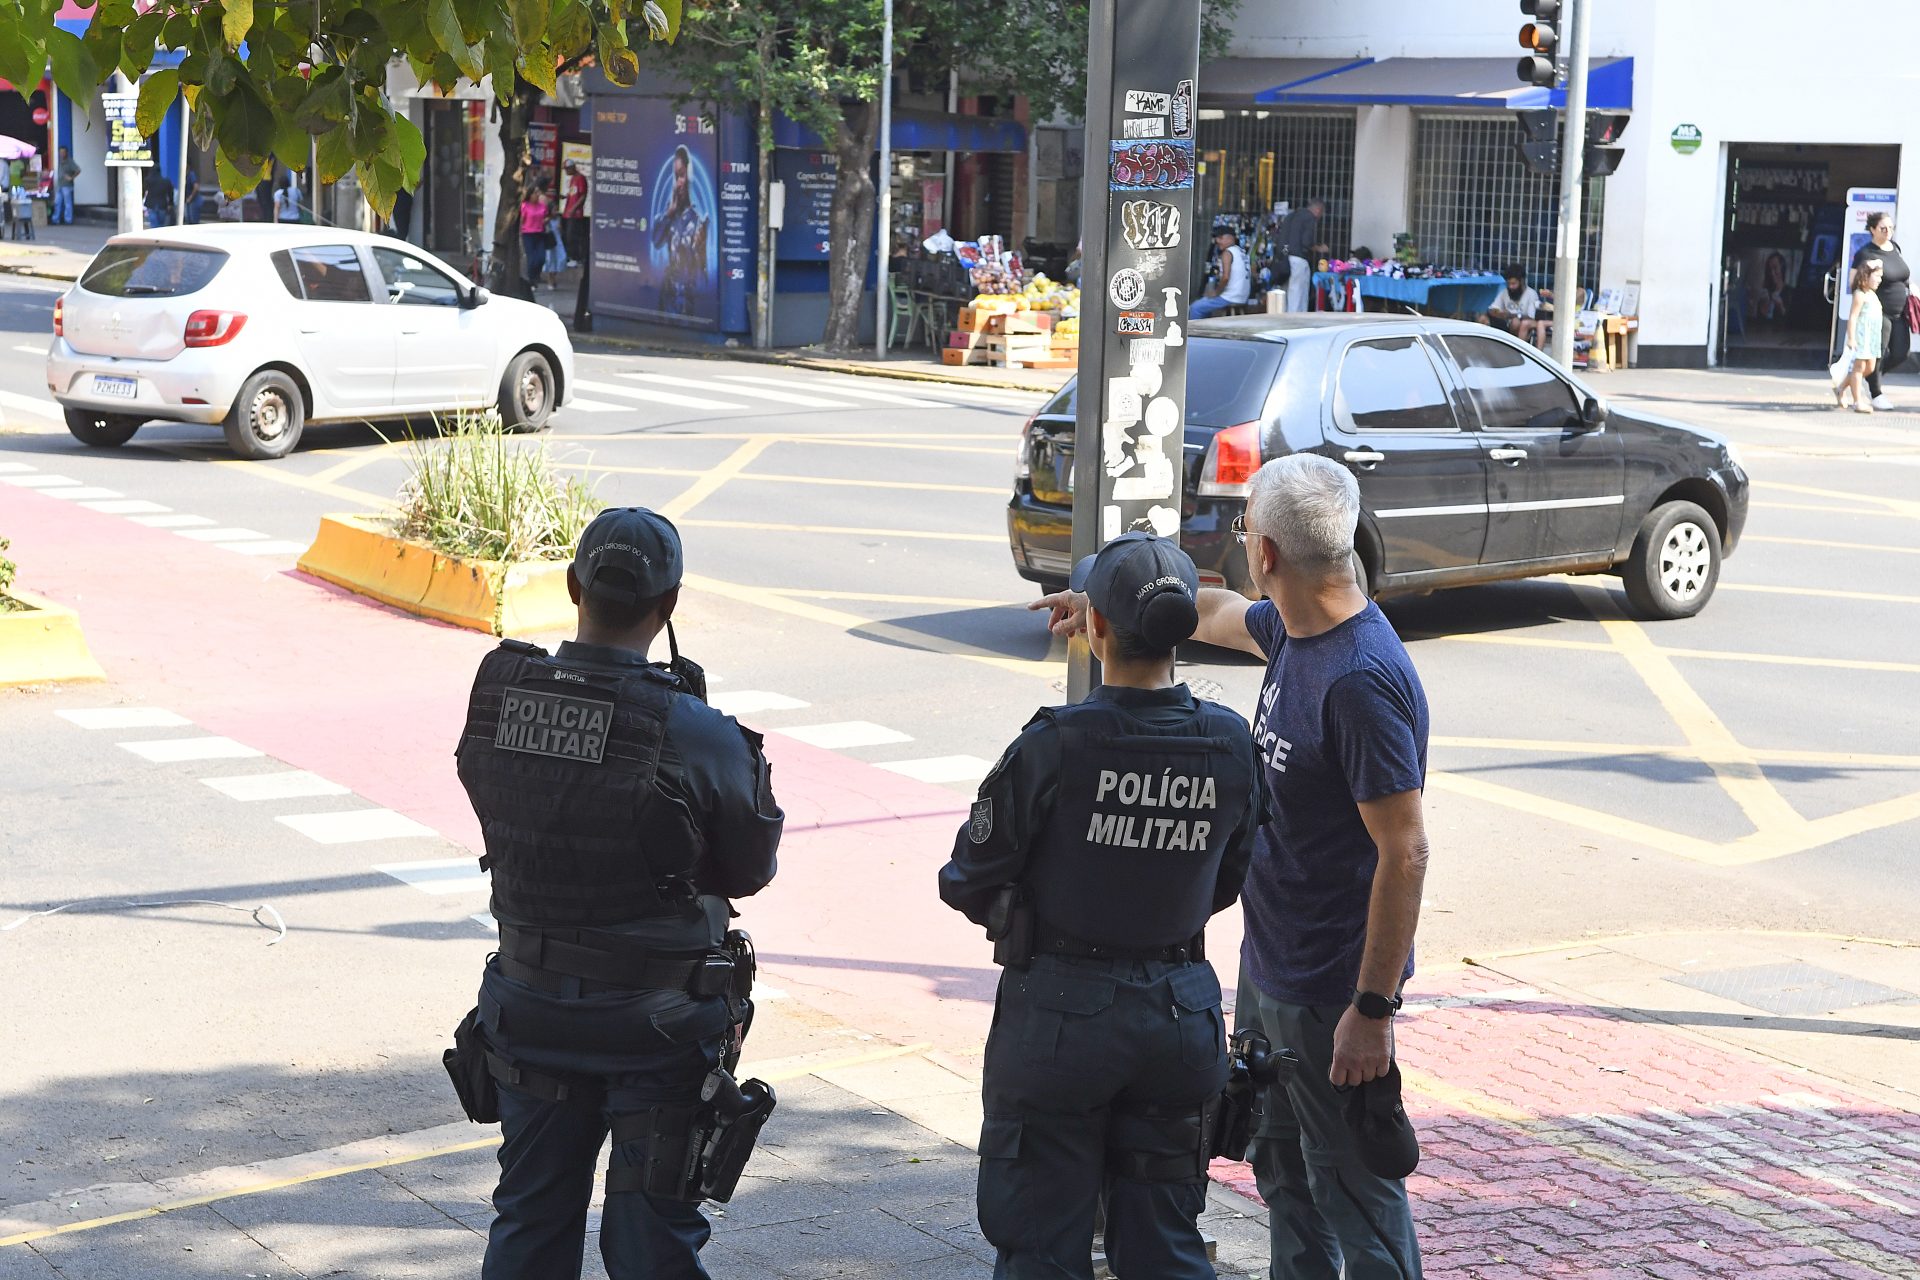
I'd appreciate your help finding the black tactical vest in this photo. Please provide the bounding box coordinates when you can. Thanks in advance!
[1026,698,1258,949]
[455,642,704,927]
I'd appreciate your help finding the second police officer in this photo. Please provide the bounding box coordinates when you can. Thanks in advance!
[446,507,784,1280]
[939,532,1267,1278]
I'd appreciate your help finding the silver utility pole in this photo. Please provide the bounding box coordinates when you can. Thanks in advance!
[175,94,189,225]
[1550,0,1591,370]
[113,73,142,234]
[873,0,894,360]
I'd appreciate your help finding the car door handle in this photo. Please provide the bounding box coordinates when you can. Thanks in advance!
[1488,447,1528,464]
[1343,450,1385,468]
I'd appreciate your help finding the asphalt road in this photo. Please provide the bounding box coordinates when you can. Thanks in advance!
[5,279,1920,1238]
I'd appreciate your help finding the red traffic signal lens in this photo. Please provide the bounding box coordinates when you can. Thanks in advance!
[1519,22,1557,54]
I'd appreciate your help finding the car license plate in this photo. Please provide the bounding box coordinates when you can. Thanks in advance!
[91,375,137,399]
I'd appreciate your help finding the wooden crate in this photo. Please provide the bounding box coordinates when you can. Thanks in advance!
[986,312,1055,335]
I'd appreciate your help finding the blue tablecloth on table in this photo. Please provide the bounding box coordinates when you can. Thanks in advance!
[1346,272,1508,316]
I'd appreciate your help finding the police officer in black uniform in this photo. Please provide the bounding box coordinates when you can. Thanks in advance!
[450,507,783,1280]
[940,532,1265,1279]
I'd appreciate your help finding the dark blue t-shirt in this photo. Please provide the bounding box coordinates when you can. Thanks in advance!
[1240,600,1429,1006]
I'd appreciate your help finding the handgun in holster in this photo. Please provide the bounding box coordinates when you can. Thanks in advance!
[1207,1028,1298,1162]
[719,927,757,1075]
[984,883,1034,970]
[443,1006,500,1124]
[690,1067,778,1202]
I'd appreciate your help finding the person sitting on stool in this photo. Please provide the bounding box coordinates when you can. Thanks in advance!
[1189,224,1253,320]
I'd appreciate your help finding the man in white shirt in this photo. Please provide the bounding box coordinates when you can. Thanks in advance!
[1189,225,1254,320]
[1481,268,1543,347]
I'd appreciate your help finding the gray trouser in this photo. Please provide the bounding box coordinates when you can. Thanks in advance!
[1234,964,1423,1280]
[1286,257,1311,313]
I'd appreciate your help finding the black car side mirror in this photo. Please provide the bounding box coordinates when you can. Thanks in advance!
[1579,395,1608,430]
[463,286,491,310]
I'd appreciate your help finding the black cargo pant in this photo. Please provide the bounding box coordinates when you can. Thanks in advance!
[978,953,1230,1279]
[1867,311,1913,397]
[477,958,735,1280]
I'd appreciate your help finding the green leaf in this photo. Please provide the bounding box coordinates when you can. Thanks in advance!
[214,144,270,198]
[136,68,179,138]
[510,0,548,47]
[518,43,557,96]
[314,125,355,185]
[83,17,122,84]
[120,11,168,81]
[642,0,681,43]
[294,67,352,132]
[390,111,428,181]
[45,29,99,107]
[223,0,254,50]
[549,0,591,59]
[0,26,40,93]
[596,26,638,87]
[427,0,479,76]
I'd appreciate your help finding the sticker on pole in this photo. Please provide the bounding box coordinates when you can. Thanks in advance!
[1124,90,1171,116]
[1106,379,1143,426]
[1122,117,1167,140]
[1170,80,1194,139]
[1109,141,1194,192]
[1116,312,1156,337]
[1129,338,1166,368]
[1109,267,1148,310]
[1129,361,1163,398]
[1147,505,1180,537]
[1122,201,1183,250]
[1144,397,1180,437]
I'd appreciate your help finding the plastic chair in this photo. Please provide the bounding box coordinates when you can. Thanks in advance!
[913,291,947,347]
[886,277,916,350]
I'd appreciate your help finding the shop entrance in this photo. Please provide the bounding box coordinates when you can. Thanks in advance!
[1718,142,1900,369]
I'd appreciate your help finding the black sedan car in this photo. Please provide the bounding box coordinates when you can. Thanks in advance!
[1008,314,1750,620]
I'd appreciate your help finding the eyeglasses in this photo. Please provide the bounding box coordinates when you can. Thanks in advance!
[1231,513,1252,546]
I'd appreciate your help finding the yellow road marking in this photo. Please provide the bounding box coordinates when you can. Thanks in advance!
[1426,771,1732,864]
[1718,581,1920,605]
[1592,613,1807,836]
[1746,534,1920,556]
[1430,734,1920,771]
[1720,787,1920,864]
[1755,479,1920,519]
[554,460,1004,496]
[656,437,774,521]
[682,572,1055,679]
[679,519,1003,544]
[309,441,407,485]
[1430,631,1920,676]
[766,588,1021,609]
[177,453,389,508]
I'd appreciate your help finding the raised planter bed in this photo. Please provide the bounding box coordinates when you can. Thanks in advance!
[297,513,574,637]
[0,589,105,685]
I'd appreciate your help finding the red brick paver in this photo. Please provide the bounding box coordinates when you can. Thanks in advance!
[1213,967,1920,1278]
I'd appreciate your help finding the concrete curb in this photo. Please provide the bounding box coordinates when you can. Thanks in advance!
[572,330,1064,395]
[0,263,80,283]
[0,588,105,685]
[295,513,572,638]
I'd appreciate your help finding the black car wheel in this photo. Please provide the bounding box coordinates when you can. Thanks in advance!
[64,407,141,448]
[1623,500,1720,620]
[499,351,554,433]
[222,370,305,460]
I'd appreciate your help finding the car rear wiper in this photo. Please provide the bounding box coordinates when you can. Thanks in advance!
[119,285,172,295]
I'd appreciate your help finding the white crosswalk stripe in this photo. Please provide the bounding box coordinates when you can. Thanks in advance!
[3,474,79,487]
[218,539,310,557]
[176,527,268,542]
[709,690,811,716]
[621,372,855,410]
[130,513,216,528]
[58,707,192,730]
[79,499,171,514]
[277,809,437,844]
[779,721,914,749]
[119,736,264,763]
[714,375,944,408]
[0,389,61,421]
[573,378,749,412]
[41,486,123,500]
[876,755,994,784]
[201,770,352,802]
[558,397,626,413]
[11,344,46,356]
[374,857,488,895]
[0,462,38,473]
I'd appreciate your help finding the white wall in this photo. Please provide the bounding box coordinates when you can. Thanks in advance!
[1227,0,1643,59]
[1350,105,1411,255]
[65,93,111,207]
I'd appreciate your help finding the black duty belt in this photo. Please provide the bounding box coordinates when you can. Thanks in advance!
[497,922,735,997]
[1034,929,1204,964]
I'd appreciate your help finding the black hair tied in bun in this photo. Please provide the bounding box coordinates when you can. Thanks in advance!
[1140,587,1200,650]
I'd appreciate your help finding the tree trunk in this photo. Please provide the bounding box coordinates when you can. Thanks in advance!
[820,101,880,353]
[488,78,541,301]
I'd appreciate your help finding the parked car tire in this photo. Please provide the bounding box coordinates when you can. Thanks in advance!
[222,369,305,460]
[499,350,555,433]
[64,407,141,448]
[1622,500,1720,620]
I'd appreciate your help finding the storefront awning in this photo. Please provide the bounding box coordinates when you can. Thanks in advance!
[773,109,1026,154]
[1198,58,1376,106]
[1252,56,1633,112]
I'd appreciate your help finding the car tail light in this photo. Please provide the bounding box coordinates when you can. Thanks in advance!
[184,310,248,347]
[1197,421,1263,497]
[52,296,62,337]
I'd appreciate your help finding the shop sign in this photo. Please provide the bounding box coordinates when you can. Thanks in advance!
[102,92,151,168]
[1669,124,1703,155]
[529,122,559,173]
[773,149,836,260]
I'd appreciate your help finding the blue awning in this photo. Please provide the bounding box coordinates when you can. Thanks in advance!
[1258,56,1632,112]
[774,109,1026,154]
[54,17,192,68]
[1197,58,1375,105]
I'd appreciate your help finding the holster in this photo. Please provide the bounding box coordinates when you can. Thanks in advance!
[719,929,758,1075]
[985,884,1034,970]
[443,1006,500,1125]
[1207,1029,1297,1162]
[605,1068,778,1204]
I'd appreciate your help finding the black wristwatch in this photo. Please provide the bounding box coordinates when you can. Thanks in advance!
[1352,989,1402,1020]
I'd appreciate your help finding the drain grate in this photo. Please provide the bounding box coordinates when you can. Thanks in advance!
[1670,962,1917,1017]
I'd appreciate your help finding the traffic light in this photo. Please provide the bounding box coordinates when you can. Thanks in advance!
[1585,111,1629,177]
[1518,0,1562,88]
[1515,109,1559,176]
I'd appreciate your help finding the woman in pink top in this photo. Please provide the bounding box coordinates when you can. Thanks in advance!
[520,177,551,289]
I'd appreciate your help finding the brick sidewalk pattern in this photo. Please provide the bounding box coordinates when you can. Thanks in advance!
[1213,967,1920,1278]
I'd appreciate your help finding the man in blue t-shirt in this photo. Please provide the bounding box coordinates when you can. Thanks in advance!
[1037,453,1430,1276]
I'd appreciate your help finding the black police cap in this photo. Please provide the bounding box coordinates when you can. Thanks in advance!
[571,507,683,605]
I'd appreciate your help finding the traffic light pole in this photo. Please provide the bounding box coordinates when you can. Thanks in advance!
[1550,0,1592,371]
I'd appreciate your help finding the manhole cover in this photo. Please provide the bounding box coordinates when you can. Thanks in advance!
[1670,963,1916,1017]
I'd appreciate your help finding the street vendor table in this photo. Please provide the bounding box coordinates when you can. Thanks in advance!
[1317,272,1508,317]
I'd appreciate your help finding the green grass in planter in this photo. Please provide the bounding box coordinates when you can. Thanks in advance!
[390,411,601,563]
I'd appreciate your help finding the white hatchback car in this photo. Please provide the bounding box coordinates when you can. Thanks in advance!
[48,226,574,459]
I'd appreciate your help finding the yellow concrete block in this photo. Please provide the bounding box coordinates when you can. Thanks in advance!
[0,589,105,685]
[297,514,574,638]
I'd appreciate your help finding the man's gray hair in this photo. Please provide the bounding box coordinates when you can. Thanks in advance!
[1246,453,1359,570]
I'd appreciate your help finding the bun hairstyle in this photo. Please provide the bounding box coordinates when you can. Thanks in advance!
[1140,587,1200,650]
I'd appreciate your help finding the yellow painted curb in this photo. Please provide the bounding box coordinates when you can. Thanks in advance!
[0,589,105,685]
[296,513,573,638]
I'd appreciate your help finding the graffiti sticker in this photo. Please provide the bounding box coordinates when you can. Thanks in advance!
[1170,79,1194,139]
[1108,267,1148,310]
[1122,117,1167,140]
[1116,311,1156,337]
[1109,140,1195,192]
[1123,90,1171,116]
[1121,200,1183,250]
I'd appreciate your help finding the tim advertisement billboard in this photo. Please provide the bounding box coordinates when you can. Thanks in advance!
[590,98,752,334]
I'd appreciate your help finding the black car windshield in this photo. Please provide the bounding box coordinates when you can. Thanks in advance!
[1043,337,1284,428]
[81,244,228,298]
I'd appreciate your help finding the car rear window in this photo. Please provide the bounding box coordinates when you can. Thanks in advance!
[283,245,373,303]
[80,244,227,298]
[1045,337,1283,428]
